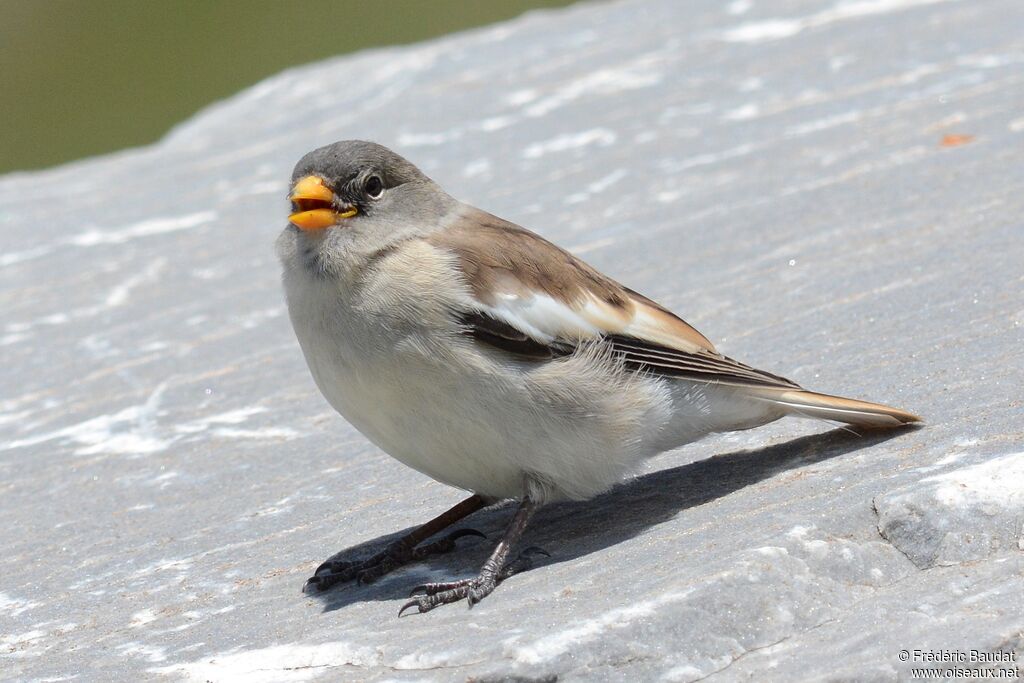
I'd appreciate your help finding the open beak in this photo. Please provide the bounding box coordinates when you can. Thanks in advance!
[288,175,357,230]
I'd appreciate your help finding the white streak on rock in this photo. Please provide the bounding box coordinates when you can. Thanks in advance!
[522,129,617,159]
[569,237,616,255]
[723,103,761,121]
[212,426,299,440]
[723,19,803,42]
[0,246,53,267]
[1,384,169,455]
[565,169,629,204]
[923,453,1024,507]
[130,608,160,628]
[0,393,289,456]
[510,590,693,664]
[659,143,757,172]
[479,116,516,132]
[105,257,168,308]
[786,524,817,540]
[462,158,492,178]
[785,110,863,136]
[0,629,46,657]
[69,211,215,247]
[118,643,168,663]
[174,407,267,435]
[524,60,664,118]
[151,642,382,682]
[504,88,539,106]
[727,0,752,15]
[0,591,42,617]
[721,0,954,43]
[396,129,463,147]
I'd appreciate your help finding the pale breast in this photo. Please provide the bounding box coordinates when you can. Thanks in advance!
[280,235,532,496]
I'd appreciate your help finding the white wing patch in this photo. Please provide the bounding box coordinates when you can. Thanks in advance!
[483,291,603,343]
[477,288,712,356]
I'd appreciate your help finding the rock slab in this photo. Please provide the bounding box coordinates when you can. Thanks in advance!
[2,0,1023,680]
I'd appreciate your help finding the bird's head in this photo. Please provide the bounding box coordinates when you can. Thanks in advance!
[287,140,445,233]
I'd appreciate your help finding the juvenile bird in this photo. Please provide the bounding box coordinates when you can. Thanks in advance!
[276,140,919,614]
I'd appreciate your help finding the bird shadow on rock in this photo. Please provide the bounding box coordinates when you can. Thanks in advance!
[311,426,912,613]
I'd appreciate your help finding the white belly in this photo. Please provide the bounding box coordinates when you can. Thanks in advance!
[300,328,529,498]
[281,262,530,497]
[284,284,676,501]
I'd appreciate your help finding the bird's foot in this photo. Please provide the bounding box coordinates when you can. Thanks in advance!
[302,528,485,594]
[399,546,549,615]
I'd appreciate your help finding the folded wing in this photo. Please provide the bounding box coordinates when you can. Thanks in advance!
[434,207,800,390]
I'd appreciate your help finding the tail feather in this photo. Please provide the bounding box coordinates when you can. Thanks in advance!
[748,388,922,428]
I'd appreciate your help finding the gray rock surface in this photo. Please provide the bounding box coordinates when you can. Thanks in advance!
[2,0,1023,680]
[876,454,1024,569]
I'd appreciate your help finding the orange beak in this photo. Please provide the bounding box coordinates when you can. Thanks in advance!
[288,175,357,230]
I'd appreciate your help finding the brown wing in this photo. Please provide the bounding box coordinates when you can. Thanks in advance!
[433,207,713,347]
[435,205,800,390]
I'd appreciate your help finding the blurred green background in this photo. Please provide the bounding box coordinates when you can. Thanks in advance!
[0,0,573,175]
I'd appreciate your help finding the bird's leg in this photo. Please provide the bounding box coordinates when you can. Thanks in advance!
[400,496,541,615]
[303,494,487,593]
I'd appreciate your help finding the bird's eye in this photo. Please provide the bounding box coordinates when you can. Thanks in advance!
[365,175,384,199]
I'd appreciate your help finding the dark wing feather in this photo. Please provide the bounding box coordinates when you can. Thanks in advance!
[457,311,573,359]
[607,335,801,389]
[459,310,801,390]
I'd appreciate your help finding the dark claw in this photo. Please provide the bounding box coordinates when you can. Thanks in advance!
[401,585,474,613]
[519,546,550,558]
[408,584,429,597]
[398,599,423,617]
